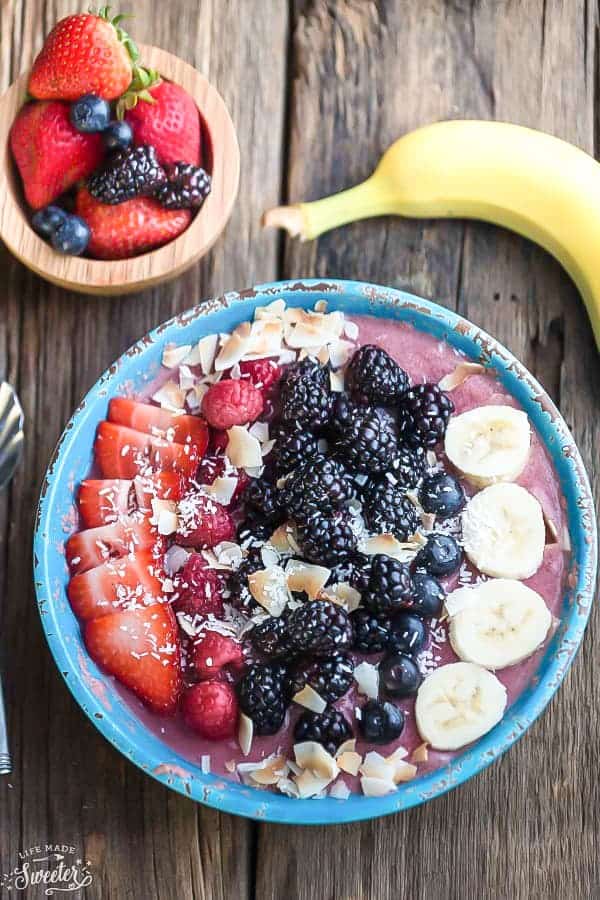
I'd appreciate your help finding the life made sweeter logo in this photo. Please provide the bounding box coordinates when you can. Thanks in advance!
[1,844,93,895]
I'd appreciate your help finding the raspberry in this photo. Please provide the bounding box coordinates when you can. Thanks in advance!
[238,358,282,392]
[202,379,264,429]
[196,454,249,502]
[176,492,236,548]
[191,631,245,680]
[181,680,239,739]
[209,429,229,453]
[173,553,224,618]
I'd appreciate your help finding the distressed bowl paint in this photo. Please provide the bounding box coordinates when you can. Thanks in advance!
[34,279,597,825]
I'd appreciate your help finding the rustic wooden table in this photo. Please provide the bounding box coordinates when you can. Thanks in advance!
[0,1,598,897]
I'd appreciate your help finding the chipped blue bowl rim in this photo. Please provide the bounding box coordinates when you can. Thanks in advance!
[33,279,597,825]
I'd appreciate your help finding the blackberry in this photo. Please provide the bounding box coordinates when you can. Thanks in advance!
[280,357,329,392]
[297,511,358,566]
[286,652,354,703]
[293,708,353,755]
[280,378,332,429]
[361,480,420,540]
[362,554,414,615]
[88,145,166,204]
[350,608,391,654]
[286,600,353,657]
[237,512,272,544]
[244,477,284,522]
[156,163,212,209]
[249,615,290,659]
[282,455,354,519]
[271,427,321,474]
[326,552,371,593]
[238,663,288,735]
[334,405,398,474]
[398,383,454,448]
[346,344,409,406]
[418,473,465,519]
[388,444,427,488]
[227,547,264,610]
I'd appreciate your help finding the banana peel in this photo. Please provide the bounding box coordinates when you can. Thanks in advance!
[263,120,600,350]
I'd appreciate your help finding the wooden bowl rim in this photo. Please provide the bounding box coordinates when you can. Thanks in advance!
[0,44,240,295]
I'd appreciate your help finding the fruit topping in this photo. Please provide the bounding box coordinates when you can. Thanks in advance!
[345,344,409,405]
[286,652,354,704]
[270,426,320,474]
[68,547,164,621]
[66,515,159,574]
[108,397,209,454]
[88,145,167,204]
[286,600,353,657]
[172,552,223,619]
[380,653,422,697]
[387,444,427,488]
[388,612,427,656]
[410,573,445,619]
[201,379,264,429]
[176,493,235,548]
[94,421,198,478]
[293,708,352,756]
[414,533,462,576]
[297,511,358,566]
[358,700,405,744]
[243,477,284,523]
[282,455,354,519]
[84,603,181,714]
[226,548,264,611]
[51,214,91,255]
[444,405,531,488]
[361,479,420,540]
[123,81,201,167]
[238,663,288,735]
[156,163,212,210]
[77,478,132,527]
[248,615,290,659]
[362,554,413,615]
[418,472,466,518]
[31,204,67,238]
[181,680,239,740]
[333,403,398,474]
[238,358,282,392]
[103,119,133,151]
[69,94,111,133]
[279,372,332,429]
[350,608,391,654]
[398,383,454,448]
[190,631,245,680]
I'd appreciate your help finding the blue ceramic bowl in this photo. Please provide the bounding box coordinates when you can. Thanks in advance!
[34,279,597,825]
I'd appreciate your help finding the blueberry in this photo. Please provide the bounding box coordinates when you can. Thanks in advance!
[419,472,466,518]
[103,120,133,151]
[411,573,445,619]
[70,94,111,133]
[389,612,426,656]
[31,205,67,238]
[415,533,462,576]
[50,214,90,255]
[380,653,422,697]
[359,700,405,743]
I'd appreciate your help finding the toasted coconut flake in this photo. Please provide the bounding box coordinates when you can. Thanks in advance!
[152,380,186,411]
[438,361,486,391]
[411,742,429,764]
[204,476,238,506]
[244,319,284,360]
[335,739,357,756]
[353,661,379,699]
[360,751,396,782]
[421,512,436,531]
[260,546,280,568]
[261,439,276,458]
[157,509,179,536]
[392,760,418,784]
[226,426,263,468]
[343,320,359,340]
[150,498,177,527]
[337,751,362,776]
[294,741,339,781]
[293,770,333,799]
[249,755,288,785]
[327,581,361,611]
[292,684,327,714]
[277,777,300,798]
[248,566,290,616]
[328,339,355,369]
[317,346,330,365]
[255,298,286,320]
[186,383,208,410]
[329,779,351,800]
[176,612,198,637]
[225,759,237,774]
[178,364,196,390]
[162,343,192,369]
[238,713,254,757]
[286,560,331,599]
[360,533,424,561]
[360,776,397,797]
[329,370,345,393]
[249,421,270,442]
[268,523,297,553]
[284,308,345,349]
[314,299,328,313]
[215,322,252,371]
[214,541,243,569]
[278,348,298,365]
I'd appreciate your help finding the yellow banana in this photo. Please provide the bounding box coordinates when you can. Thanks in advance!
[262,120,600,350]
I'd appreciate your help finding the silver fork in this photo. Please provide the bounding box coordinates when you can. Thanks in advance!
[0,382,24,775]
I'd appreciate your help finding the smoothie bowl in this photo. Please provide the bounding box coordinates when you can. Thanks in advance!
[34,279,597,824]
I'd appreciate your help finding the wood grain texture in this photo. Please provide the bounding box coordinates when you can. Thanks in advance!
[0,45,240,295]
[0,1,599,898]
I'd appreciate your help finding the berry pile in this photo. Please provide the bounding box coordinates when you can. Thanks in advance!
[10,9,211,259]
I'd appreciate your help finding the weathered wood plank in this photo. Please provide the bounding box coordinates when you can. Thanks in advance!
[0,1,288,897]
[257,2,599,899]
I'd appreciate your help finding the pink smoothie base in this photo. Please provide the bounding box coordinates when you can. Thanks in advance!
[94,314,569,790]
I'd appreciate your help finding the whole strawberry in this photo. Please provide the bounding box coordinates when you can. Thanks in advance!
[75,187,191,259]
[10,102,103,209]
[29,10,137,101]
[123,81,201,166]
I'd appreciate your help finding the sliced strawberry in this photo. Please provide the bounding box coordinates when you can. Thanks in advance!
[68,548,164,621]
[66,516,160,575]
[84,603,181,715]
[94,421,198,479]
[108,398,208,455]
[78,478,133,528]
[134,471,188,510]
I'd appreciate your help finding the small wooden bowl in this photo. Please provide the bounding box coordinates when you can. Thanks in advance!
[0,45,240,295]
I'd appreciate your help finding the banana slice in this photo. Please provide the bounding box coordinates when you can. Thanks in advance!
[447,579,551,669]
[415,662,507,750]
[461,482,545,579]
[444,405,531,488]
